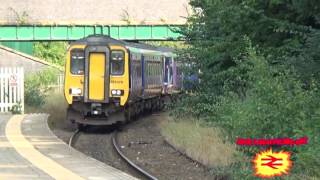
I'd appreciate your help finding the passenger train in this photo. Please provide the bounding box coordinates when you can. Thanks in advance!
[64,35,182,127]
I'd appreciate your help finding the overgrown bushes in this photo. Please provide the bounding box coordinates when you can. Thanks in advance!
[214,49,319,139]
[172,0,320,178]
[24,68,67,130]
[215,49,319,177]
[25,68,58,107]
[174,47,320,178]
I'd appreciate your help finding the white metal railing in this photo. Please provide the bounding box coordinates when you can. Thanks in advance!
[48,73,64,93]
[0,67,24,113]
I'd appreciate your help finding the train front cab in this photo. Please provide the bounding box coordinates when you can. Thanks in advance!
[64,42,129,126]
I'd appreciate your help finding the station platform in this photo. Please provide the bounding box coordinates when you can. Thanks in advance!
[0,114,136,180]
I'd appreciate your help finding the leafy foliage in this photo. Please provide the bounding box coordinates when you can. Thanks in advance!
[25,69,58,107]
[174,0,320,178]
[182,0,320,84]
[33,42,68,67]
[9,100,23,114]
[145,41,188,49]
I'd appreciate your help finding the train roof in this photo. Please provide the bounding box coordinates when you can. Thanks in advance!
[70,35,124,46]
[70,35,176,56]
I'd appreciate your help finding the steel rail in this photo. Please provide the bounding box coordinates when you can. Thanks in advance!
[67,124,158,179]
[68,129,80,148]
[112,132,158,180]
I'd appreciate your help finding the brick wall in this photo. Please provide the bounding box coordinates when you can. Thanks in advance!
[0,0,190,25]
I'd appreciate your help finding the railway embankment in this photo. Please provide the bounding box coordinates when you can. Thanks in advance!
[116,113,214,179]
[160,116,237,168]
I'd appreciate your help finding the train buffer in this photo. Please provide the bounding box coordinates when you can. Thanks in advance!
[0,114,136,180]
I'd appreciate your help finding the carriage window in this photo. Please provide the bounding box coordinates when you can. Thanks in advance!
[111,51,124,75]
[70,49,85,75]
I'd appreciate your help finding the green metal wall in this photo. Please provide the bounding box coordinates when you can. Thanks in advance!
[0,25,182,41]
[0,41,33,55]
[0,25,183,55]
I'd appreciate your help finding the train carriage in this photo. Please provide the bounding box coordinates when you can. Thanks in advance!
[64,35,182,126]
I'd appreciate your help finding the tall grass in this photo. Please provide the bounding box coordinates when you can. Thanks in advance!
[42,91,67,129]
[161,116,237,168]
[25,90,67,129]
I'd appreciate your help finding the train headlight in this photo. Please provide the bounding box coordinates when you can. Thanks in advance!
[69,88,82,95]
[111,89,123,96]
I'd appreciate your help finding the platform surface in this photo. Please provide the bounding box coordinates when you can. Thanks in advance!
[0,114,136,180]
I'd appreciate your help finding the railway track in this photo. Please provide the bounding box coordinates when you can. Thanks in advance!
[68,129,80,147]
[112,131,158,180]
[68,126,158,180]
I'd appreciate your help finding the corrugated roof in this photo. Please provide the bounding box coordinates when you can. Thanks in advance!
[0,45,63,71]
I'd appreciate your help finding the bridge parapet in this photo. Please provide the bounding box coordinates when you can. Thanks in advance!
[0,25,183,41]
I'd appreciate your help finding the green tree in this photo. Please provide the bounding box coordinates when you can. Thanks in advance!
[175,0,320,178]
[182,0,320,89]
[33,42,68,67]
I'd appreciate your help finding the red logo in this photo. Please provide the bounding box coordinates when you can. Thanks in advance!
[261,155,283,169]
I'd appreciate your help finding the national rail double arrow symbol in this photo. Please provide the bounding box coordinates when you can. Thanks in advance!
[261,155,283,169]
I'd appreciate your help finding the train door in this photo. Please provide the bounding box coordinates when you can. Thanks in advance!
[164,57,173,85]
[84,46,110,103]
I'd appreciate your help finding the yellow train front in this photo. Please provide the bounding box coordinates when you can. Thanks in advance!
[64,35,180,127]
